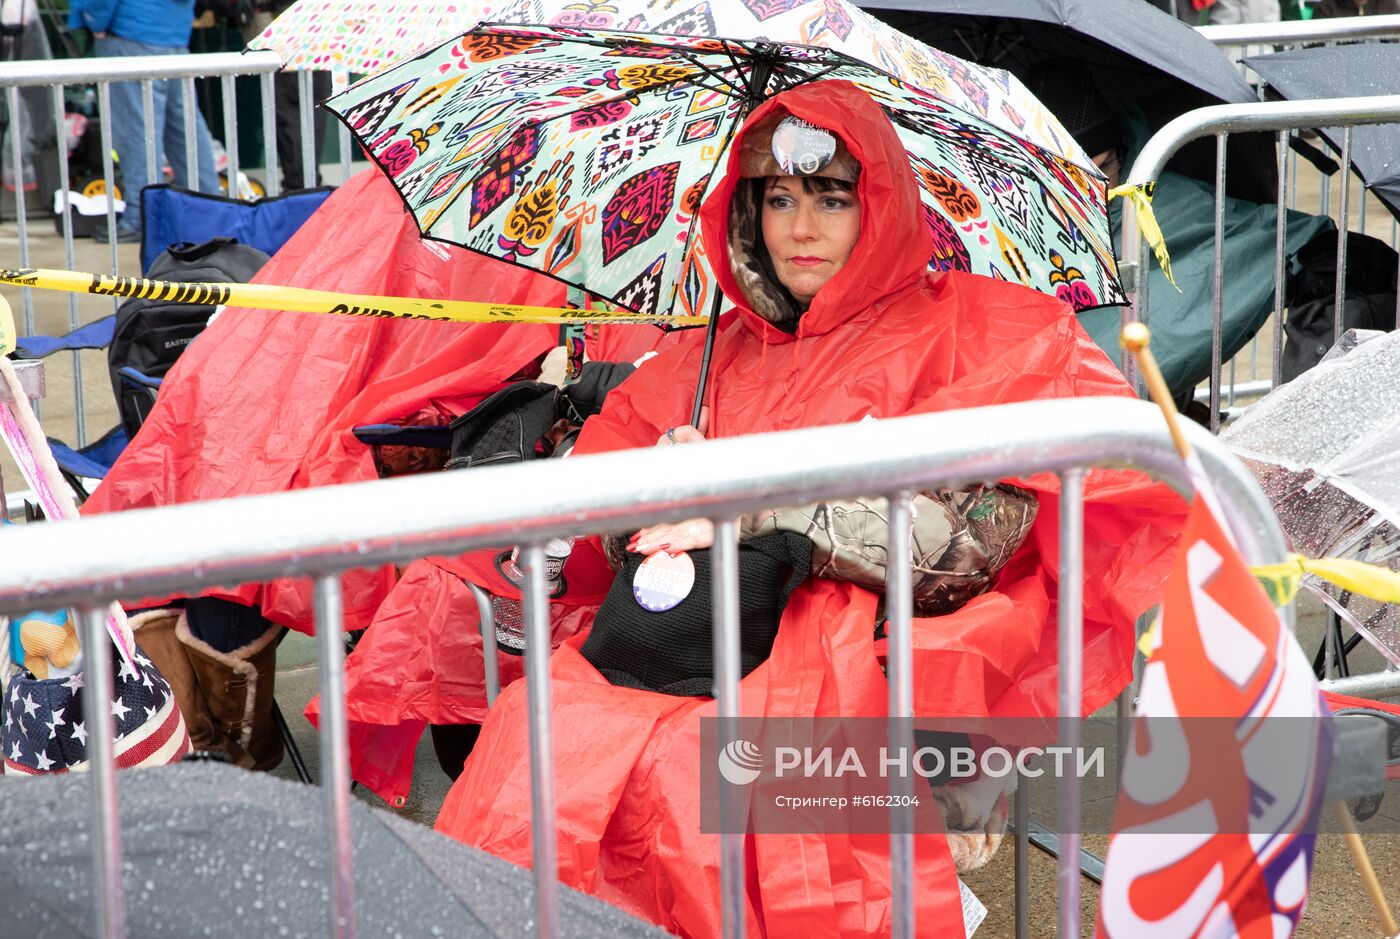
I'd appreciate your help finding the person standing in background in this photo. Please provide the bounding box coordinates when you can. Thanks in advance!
[1207,0,1282,23]
[238,0,329,191]
[70,0,220,242]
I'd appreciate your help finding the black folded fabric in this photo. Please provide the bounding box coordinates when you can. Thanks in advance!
[581,532,812,697]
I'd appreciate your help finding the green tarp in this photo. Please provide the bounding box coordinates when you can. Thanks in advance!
[1081,170,1334,399]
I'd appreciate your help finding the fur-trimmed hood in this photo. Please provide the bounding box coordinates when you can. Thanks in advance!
[699,80,933,343]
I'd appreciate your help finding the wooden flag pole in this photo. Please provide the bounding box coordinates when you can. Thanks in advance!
[1337,802,1398,937]
[1123,322,1398,939]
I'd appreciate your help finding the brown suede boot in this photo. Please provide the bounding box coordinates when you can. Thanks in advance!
[128,609,216,751]
[175,614,284,771]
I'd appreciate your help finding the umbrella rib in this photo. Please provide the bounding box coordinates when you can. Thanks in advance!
[675,50,750,100]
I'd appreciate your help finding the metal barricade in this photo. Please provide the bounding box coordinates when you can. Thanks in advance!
[1120,95,1400,430]
[0,51,352,468]
[1187,21,1400,416]
[1198,12,1400,51]
[0,396,1289,938]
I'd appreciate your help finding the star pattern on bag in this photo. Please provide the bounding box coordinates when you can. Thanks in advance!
[2,643,178,774]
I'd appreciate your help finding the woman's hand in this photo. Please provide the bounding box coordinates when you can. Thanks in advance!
[629,519,715,555]
[655,406,709,447]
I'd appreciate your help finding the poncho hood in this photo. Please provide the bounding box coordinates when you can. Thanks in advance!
[699,80,933,342]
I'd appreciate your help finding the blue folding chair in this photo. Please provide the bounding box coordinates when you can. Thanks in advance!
[15,184,336,500]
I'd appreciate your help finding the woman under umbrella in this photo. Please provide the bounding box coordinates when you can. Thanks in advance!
[435,80,1184,936]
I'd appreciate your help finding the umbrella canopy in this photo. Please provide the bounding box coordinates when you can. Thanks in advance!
[853,0,1255,107]
[324,26,1123,324]
[0,761,672,937]
[1221,328,1400,667]
[1245,42,1400,221]
[253,0,1090,164]
[855,0,1279,201]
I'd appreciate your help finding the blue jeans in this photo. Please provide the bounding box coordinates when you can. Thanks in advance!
[96,34,219,233]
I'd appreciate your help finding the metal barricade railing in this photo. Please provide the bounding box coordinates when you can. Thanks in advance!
[1120,95,1400,430]
[1198,12,1400,49]
[0,51,351,463]
[1192,20,1400,418]
[0,397,1289,938]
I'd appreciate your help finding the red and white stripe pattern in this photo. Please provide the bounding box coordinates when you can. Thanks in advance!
[3,647,191,776]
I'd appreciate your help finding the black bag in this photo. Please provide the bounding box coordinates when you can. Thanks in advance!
[107,237,269,438]
[444,381,563,470]
[1282,229,1398,383]
[580,533,812,697]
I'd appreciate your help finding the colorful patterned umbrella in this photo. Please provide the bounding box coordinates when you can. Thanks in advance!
[324,24,1124,325]
[251,0,1089,166]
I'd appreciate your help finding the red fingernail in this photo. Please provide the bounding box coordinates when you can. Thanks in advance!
[628,533,640,545]
[626,544,638,553]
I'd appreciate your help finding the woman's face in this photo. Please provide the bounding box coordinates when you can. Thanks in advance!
[760,175,861,308]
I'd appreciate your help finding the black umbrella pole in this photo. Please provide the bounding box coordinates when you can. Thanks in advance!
[690,291,724,428]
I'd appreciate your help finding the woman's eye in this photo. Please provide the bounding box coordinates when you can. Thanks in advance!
[766,196,794,209]
[822,197,854,210]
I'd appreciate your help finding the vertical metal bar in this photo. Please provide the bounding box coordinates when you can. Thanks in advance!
[96,83,120,279]
[1057,469,1086,939]
[711,518,745,939]
[51,84,84,446]
[1014,780,1029,939]
[1334,127,1353,347]
[7,86,33,338]
[1288,145,1297,212]
[886,492,915,939]
[333,69,352,183]
[141,81,157,187]
[1320,168,1330,217]
[313,575,356,939]
[221,75,239,199]
[299,69,316,191]
[469,581,500,704]
[1273,129,1288,389]
[261,72,280,197]
[1118,206,1141,392]
[1210,134,1227,435]
[181,76,199,193]
[78,605,125,938]
[521,543,560,939]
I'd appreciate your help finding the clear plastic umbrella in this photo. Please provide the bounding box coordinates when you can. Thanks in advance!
[1221,328,1400,666]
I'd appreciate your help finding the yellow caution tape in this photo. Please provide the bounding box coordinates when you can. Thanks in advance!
[1135,554,1400,654]
[0,292,14,356]
[0,267,708,327]
[1251,553,1400,608]
[1108,182,1179,291]
[1137,609,1161,659]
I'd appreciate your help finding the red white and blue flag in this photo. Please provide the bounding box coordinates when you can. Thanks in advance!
[3,643,190,775]
[1097,495,1330,938]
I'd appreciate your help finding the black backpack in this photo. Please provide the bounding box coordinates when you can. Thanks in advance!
[107,237,269,438]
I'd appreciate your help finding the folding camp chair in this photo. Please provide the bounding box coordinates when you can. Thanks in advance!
[13,184,336,499]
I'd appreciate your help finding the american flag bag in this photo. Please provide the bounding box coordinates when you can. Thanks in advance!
[2,628,191,775]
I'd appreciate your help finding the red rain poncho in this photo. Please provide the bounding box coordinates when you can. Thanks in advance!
[433,82,1184,936]
[82,170,566,629]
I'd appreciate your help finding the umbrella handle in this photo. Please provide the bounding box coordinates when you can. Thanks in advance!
[690,291,724,428]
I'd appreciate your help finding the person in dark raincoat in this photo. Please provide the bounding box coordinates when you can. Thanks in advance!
[433,80,1185,937]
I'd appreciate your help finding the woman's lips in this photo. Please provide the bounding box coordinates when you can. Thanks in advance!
[789,257,826,267]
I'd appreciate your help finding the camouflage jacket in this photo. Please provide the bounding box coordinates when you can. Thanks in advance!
[738,484,1038,617]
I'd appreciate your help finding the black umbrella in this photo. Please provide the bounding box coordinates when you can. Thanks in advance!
[1246,42,1400,222]
[856,0,1278,201]
[0,761,673,938]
